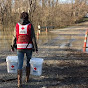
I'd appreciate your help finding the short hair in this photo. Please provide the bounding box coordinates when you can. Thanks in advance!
[20,12,29,20]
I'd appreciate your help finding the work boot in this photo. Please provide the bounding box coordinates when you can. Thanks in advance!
[17,69,22,88]
[26,66,30,82]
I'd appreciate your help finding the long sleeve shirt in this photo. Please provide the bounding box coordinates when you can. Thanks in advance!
[11,19,38,52]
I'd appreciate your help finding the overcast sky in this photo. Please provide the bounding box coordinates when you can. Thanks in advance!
[59,0,75,3]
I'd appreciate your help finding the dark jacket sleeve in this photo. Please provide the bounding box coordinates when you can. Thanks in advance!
[31,24,38,51]
[11,28,17,49]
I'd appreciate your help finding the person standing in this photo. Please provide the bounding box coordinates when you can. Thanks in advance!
[11,12,38,88]
[38,24,41,34]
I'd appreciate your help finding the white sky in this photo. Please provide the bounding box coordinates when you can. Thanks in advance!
[59,0,75,3]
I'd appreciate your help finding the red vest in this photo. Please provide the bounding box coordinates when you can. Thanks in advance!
[16,23,32,49]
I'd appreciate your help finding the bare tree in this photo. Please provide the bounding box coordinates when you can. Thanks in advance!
[0,0,88,31]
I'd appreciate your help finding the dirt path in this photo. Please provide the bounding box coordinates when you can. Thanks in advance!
[0,22,88,88]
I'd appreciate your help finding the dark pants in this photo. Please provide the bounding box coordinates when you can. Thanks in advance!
[17,50,32,70]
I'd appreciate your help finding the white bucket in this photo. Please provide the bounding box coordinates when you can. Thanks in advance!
[6,56,18,73]
[30,58,44,76]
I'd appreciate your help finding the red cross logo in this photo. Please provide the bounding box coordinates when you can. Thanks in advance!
[11,65,14,68]
[21,27,25,30]
[34,67,37,70]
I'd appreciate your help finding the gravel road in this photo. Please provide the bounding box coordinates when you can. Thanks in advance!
[0,22,88,88]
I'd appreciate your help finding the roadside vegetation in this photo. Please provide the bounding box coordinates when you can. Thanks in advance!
[0,0,88,30]
[0,0,88,49]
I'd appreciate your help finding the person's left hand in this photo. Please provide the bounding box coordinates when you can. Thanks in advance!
[36,51,38,54]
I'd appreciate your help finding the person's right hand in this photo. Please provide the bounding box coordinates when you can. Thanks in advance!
[11,48,14,52]
[11,45,14,52]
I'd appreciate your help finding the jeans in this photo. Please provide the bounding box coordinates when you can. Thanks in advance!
[17,50,32,70]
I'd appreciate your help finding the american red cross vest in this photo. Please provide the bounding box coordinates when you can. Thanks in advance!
[16,23,32,49]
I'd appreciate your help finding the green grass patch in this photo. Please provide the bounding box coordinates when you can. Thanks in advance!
[75,17,88,23]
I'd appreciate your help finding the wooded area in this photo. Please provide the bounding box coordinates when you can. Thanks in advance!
[0,0,88,31]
